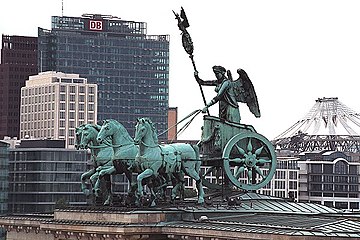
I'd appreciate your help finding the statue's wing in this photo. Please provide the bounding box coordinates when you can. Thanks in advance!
[233,69,261,118]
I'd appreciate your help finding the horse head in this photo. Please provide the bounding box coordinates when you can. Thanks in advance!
[80,124,99,149]
[134,117,158,145]
[75,124,86,150]
[97,119,124,144]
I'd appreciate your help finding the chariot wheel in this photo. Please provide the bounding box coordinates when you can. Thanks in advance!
[222,132,277,191]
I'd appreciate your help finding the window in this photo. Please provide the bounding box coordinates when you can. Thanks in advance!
[289,181,297,190]
[335,161,348,174]
[88,113,94,120]
[311,164,322,173]
[289,171,297,179]
[323,164,333,174]
[89,87,95,94]
[69,86,76,93]
[69,121,75,128]
[88,104,94,111]
[349,165,358,174]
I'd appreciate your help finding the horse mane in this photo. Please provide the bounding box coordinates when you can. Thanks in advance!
[141,117,158,143]
[107,119,133,142]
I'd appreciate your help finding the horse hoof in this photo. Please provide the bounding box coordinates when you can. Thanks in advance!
[83,189,91,196]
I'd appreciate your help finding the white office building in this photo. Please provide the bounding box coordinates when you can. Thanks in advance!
[20,71,97,148]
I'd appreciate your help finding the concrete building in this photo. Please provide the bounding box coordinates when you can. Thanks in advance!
[8,139,88,213]
[259,155,299,201]
[0,35,37,139]
[297,150,360,209]
[38,14,170,140]
[20,71,97,148]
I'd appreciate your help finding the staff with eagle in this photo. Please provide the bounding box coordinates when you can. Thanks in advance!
[173,7,261,123]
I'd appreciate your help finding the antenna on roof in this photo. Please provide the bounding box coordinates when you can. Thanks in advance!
[61,0,64,16]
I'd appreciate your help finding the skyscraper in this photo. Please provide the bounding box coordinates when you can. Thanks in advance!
[0,35,38,139]
[20,71,97,148]
[38,14,170,139]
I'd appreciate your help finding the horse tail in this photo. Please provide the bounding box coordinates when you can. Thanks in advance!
[191,144,201,172]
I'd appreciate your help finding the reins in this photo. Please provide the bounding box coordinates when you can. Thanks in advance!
[87,139,134,149]
[157,109,201,139]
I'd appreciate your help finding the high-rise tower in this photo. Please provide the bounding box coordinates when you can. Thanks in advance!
[20,71,97,148]
[38,14,170,139]
[0,35,38,139]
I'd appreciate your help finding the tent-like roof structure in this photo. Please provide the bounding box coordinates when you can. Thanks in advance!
[273,97,360,153]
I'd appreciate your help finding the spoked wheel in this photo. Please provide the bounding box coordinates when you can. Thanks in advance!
[223,132,277,191]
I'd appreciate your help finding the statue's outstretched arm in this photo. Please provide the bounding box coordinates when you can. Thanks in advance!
[194,71,217,86]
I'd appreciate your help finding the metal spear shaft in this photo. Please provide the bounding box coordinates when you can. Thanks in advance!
[173,8,210,115]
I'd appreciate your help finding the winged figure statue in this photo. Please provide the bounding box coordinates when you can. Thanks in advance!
[195,66,260,123]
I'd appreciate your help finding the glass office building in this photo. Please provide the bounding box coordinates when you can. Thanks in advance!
[8,140,88,213]
[0,141,9,214]
[38,14,170,139]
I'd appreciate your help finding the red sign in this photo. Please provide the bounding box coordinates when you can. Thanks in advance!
[89,20,103,31]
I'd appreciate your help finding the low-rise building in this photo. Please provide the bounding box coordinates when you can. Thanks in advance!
[8,139,88,213]
[298,150,360,209]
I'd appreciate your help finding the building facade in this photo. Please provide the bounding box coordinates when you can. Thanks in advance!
[8,140,88,213]
[0,141,9,215]
[38,14,170,140]
[259,155,299,201]
[167,107,178,141]
[0,35,38,139]
[297,151,360,209]
[20,71,97,148]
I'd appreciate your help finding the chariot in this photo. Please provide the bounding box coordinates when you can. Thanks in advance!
[199,115,277,192]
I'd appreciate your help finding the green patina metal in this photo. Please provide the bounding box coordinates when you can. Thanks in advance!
[97,119,175,206]
[74,8,277,207]
[134,117,205,205]
[199,116,276,191]
[174,7,277,193]
[96,119,138,193]
[75,124,114,205]
[222,132,277,191]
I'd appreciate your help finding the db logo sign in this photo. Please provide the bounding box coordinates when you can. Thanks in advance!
[89,20,103,31]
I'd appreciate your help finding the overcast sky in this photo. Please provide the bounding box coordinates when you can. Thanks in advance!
[1,0,360,140]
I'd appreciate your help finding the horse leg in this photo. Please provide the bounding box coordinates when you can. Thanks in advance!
[124,168,133,187]
[136,169,154,201]
[94,166,115,205]
[81,169,96,195]
[171,172,185,202]
[184,166,205,204]
[90,171,101,197]
[102,174,112,206]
